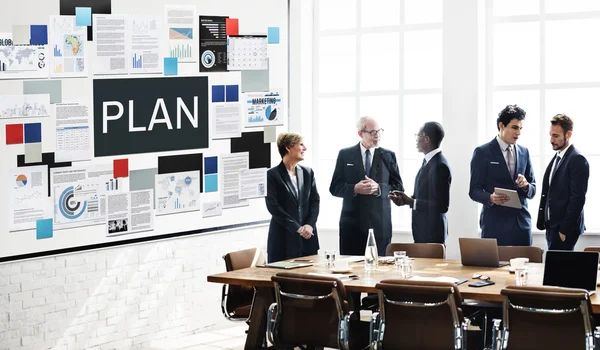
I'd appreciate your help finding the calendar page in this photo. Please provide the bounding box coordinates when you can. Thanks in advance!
[227,35,268,71]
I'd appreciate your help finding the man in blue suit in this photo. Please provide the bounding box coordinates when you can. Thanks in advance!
[469,105,537,246]
[537,114,589,251]
[391,122,451,244]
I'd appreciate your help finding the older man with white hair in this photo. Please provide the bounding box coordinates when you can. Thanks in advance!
[329,116,403,257]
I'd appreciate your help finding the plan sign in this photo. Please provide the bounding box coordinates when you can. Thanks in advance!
[93,77,209,156]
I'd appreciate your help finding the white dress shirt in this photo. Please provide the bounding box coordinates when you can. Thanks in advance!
[359,142,376,171]
[496,136,516,172]
[549,143,571,186]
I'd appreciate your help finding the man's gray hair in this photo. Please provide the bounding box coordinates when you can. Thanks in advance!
[356,116,375,131]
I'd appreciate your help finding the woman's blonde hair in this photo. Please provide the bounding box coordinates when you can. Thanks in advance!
[276,133,302,158]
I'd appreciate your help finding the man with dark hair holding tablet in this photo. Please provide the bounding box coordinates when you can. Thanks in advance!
[469,105,537,246]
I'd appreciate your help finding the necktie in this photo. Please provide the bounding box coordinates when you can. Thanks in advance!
[507,145,515,178]
[421,158,427,168]
[365,149,371,177]
[550,155,562,182]
[545,155,562,221]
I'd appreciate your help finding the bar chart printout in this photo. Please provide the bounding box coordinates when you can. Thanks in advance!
[165,5,196,63]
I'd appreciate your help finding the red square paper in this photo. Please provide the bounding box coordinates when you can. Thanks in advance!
[113,158,129,178]
[226,18,239,36]
[6,124,23,144]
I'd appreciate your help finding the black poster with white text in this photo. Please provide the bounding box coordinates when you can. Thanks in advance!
[93,77,209,156]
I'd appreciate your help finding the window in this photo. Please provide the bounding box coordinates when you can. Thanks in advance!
[313,0,443,230]
[488,1,600,231]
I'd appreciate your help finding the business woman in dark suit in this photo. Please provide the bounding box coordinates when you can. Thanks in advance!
[391,122,451,244]
[537,114,589,251]
[265,133,320,263]
[469,105,536,246]
[329,116,403,257]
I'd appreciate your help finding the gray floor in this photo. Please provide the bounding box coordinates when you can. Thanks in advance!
[146,321,248,349]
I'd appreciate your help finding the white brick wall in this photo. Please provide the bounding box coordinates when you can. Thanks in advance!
[0,226,268,350]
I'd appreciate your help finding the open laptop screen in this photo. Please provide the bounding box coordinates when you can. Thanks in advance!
[543,250,599,292]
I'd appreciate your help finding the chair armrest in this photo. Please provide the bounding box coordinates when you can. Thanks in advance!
[491,318,503,350]
[369,311,382,349]
[266,302,277,346]
[594,326,600,350]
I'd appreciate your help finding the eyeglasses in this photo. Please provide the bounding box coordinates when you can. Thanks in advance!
[472,273,490,281]
[414,134,426,141]
[362,128,384,136]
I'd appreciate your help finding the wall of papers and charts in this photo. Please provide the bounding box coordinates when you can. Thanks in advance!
[0,0,287,261]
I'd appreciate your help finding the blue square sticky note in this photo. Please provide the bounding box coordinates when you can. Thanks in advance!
[212,85,225,103]
[204,156,218,175]
[30,25,48,45]
[205,174,218,192]
[268,27,280,44]
[75,7,92,27]
[36,219,53,239]
[24,123,42,143]
[164,57,178,75]
[226,85,239,102]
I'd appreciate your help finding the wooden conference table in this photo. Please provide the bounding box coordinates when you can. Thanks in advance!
[207,255,600,349]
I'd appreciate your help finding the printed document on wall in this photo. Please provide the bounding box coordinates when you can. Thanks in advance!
[227,35,268,70]
[54,180,107,230]
[93,15,128,75]
[221,152,249,209]
[49,15,88,78]
[212,102,241,139]
[107,190,154,237]
[239,168,267,199]
[0,94,50,119]
[55,101,92,162]
[244,91,284,127]
[9,165,51,231]
[165,5,197,63]
[0,34,48,79]
[155,170,200,215]
[129,15,162,74]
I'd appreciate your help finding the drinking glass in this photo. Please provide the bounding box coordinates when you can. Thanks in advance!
[515,267,528,286]
[394,251,407,270]
[324,250,336,267]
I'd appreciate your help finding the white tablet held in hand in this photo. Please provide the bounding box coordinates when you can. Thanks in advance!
[494,187,522,209]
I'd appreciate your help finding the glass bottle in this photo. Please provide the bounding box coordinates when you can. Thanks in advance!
[364,228,379,271]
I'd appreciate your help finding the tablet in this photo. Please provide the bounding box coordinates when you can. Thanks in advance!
[494,187,522,209]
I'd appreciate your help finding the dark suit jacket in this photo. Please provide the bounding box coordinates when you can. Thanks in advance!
[536,145,589,237]
[411,152,451,244]
[329,143,403,255]
[469,138,536,246]
[265,162,320,263]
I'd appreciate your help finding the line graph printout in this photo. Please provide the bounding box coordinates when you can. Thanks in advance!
[165,5,196,62]
[129,15,162,74]
[9,165,51,231]
[0,94,50,119]
[93,15,127,75]
[49,16,88,78]
[155,170,200,215]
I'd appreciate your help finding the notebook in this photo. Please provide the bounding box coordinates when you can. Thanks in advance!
[409,275,468,286]
[459,238,509,267]
[543,250,599,294]
[260,261,313,269]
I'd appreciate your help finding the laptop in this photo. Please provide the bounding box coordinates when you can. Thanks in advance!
[543,250,599,294]
[459,238,509,267]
